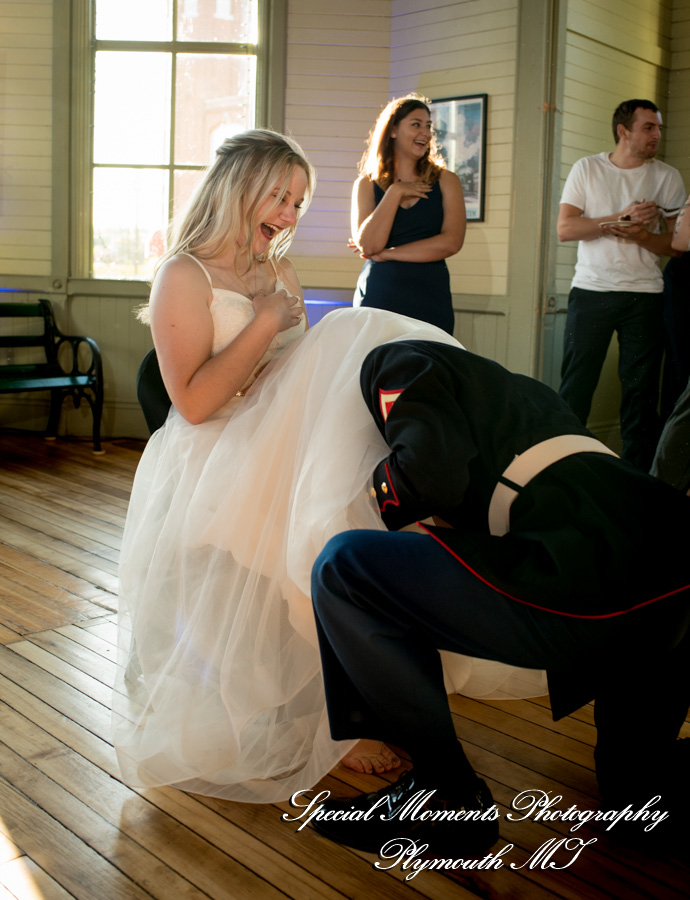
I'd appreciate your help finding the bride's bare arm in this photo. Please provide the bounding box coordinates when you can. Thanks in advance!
[150,255,302,425]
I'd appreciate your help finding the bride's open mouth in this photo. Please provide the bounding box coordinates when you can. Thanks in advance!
[261,222,281,241]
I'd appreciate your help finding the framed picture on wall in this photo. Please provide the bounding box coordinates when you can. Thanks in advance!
[429,94,487,222]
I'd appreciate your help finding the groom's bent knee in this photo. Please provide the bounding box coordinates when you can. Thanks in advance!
[311,530,405,621]
[312,531,372,611]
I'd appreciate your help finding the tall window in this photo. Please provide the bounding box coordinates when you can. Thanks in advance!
[90,0,259,280]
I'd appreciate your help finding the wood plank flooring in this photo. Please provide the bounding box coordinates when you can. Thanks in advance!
[0,434,687,899]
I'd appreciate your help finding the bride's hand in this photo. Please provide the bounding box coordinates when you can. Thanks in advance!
[253,288,303,333]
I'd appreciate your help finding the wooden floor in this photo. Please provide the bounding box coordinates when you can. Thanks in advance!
[0,433,687,900]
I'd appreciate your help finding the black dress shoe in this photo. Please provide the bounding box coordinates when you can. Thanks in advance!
[311,770,499,855]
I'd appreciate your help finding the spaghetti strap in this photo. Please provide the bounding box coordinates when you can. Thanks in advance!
[180,252,214,288]
[268,257,288,293]
[268,257,282,290]
[182,252,285,292]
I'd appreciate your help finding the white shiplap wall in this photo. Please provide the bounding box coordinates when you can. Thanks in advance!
[285,0,393,289]
[667,0,690,186]
[553,0,677,440]
[555,0,676,297]
[391,0,518,301]
[285,0,521,363]
[286,0,519,305]
[0,1,53,277]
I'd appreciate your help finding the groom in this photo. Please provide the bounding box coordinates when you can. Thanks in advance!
[309,340,690,855]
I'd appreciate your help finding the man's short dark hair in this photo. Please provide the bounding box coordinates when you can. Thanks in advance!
[612,99,660,143]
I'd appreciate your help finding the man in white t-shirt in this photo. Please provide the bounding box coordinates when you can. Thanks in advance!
[557,99,686,470]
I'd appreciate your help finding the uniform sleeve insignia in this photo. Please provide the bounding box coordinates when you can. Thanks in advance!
[379,388,403,422]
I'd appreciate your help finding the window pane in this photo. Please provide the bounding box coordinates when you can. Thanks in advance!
[177,0,257,43]
[95,0,172,40]
[173,169,206,221]
[93,168,169,280]
[175,54,255,165]
[94,52,172,165]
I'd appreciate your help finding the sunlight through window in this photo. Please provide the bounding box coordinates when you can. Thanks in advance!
[91,0,258,280]
[0,829,45,900]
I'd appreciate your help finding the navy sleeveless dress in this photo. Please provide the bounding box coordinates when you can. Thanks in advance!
[353,179,454,334]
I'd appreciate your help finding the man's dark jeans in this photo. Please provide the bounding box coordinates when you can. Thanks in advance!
[559,287,663,470]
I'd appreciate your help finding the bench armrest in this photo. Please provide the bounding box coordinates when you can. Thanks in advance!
[55,333,104,380]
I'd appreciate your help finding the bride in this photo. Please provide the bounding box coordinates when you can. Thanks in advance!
[112,130,545,803]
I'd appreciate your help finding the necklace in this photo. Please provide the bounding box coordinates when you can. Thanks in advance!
[235,256,265,297]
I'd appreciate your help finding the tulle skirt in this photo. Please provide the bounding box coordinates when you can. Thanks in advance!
[113,307,547,802]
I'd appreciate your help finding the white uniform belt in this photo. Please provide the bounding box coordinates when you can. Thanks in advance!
[488,434,619,537]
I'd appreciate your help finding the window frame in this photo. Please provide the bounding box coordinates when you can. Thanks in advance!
[65,0,285,292]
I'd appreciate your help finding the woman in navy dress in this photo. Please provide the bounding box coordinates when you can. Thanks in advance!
[351,95,467,334]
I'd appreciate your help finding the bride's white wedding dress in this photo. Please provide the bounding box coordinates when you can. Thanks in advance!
[113,258,546,802]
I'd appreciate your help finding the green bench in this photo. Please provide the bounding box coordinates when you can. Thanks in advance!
[0,299,104,453]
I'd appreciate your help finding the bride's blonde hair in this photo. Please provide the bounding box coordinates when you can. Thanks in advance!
[138,130,315,321]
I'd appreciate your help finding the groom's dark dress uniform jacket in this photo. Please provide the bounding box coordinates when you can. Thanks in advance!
[361,340,690,718]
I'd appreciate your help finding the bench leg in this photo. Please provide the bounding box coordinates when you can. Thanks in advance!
[46,389,64,440]
[45,387,105,454]
[91,384,104,454]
